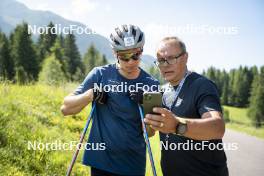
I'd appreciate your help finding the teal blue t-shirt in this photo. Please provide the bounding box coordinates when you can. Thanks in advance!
[74,64,160,175]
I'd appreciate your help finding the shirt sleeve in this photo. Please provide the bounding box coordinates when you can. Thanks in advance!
[195,79,222,116]
[74,67,101,95]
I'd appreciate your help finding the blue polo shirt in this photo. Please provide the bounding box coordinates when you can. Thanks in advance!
[74,64,159,175]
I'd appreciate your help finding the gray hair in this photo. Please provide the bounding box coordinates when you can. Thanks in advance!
[161,36,187,53]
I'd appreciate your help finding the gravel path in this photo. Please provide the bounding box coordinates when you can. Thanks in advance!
[223,129,264,176]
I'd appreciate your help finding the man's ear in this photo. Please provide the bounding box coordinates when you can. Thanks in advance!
[156,52,161,59]
[114,51,119,63]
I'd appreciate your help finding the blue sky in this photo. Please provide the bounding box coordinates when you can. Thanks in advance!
[17,0,264,72]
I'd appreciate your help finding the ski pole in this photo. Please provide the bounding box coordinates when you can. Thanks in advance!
[138,104,157,176]
[66,103,96,176]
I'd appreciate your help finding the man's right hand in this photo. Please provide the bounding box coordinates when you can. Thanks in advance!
[129,89,144,104]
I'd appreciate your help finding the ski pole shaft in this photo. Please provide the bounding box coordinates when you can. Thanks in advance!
[138,104,157,176]
[66,103,96,176]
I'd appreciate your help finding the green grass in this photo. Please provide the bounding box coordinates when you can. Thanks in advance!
[224,106,251,124]
[0,83,163,175]
[223,106,264,138]
[0,83,91,175]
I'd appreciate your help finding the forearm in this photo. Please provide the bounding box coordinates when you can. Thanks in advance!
[61,89,93,116]
[61,104,87,115]
[145,108,225,141]
[64,89,93,107]
[183,116,225,140]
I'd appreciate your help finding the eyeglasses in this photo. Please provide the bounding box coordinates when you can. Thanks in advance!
[154,52,185,67]
[117,51,142,62]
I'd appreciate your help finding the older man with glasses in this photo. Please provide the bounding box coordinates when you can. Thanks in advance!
[145,37,229,176]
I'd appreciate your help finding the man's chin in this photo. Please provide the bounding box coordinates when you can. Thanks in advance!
[126,67,138,72]
[164,76,174,82]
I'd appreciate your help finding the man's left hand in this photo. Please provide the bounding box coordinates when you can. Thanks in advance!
[144,107,179,134]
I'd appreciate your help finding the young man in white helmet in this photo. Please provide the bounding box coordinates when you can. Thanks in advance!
[61,24,159,176]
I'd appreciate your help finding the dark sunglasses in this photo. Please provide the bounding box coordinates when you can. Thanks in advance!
[117,52,142,62]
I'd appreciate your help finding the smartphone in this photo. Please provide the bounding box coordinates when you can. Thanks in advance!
[142,92,162,115]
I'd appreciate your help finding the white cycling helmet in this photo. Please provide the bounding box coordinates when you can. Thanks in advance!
[110,24,145,52]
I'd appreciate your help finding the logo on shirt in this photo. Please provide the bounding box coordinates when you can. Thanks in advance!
[108,79,121,85]
[175,97,183,107]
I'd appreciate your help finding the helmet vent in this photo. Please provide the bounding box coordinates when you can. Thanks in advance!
[115,28,123,39]
[123,25,128,32]
[132,27,137,38]
[138,33,143,42]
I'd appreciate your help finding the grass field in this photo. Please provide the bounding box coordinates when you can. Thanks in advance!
[223,106,264,139]
[0,83,263,176]
[0,83,163,175]
[0,83,91,175]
